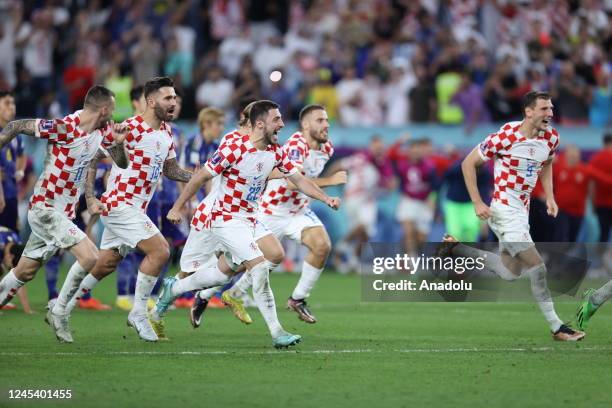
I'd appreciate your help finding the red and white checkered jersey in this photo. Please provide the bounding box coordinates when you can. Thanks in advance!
[30,111,115,219]
[477,121,560,210]
[190,130,241,229]
[191,132,297,230]
[259,132,334,216]
[341,152,379,203]
[101,115,175,215]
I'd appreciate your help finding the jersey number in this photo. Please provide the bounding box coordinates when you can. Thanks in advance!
[151,164,161,182]
[526,163,535,178]
[246,185,262,201]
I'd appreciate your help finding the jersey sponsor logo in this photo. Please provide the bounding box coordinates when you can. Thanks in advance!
[68,227,78,236]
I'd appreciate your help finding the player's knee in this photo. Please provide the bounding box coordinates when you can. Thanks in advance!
[154,241,171,265]
[311,239,331,259]
[266,247,285,265]
[16,266,37,282]
[80,251,98,272]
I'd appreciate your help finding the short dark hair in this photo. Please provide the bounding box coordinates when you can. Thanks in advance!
[130,85,144,102]
[0,91,13,99]
[249,100,279,127]
[238,98,258,127]
[522,91,551,112]
[298,104,325,124]
[604,132,612,146]
[83,85,115,108]
[9,243,25,268]
[144,77,174,99]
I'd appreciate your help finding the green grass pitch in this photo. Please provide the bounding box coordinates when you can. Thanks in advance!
[1,269,612,408]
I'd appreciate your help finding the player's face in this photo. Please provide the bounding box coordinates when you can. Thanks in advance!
[261,108,284,144]
[97,97,116,129]
[150,87,177,122]
[0,96,16,124]
[527,98,553,131]
[304,109,329,143]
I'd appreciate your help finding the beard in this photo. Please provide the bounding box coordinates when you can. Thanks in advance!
[154,104,173,122]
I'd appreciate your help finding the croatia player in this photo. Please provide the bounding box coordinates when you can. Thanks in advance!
[50,77,192,343]
[153,100,340,348]
[0,86,128,324]
[224,104,345,323]
[439,91,584,341]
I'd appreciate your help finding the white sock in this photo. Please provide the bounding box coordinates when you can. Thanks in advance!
[132,271,157,315]
[197,287,220,300]
[0,269,25,306]
[527,264,563,332]
[172,264,230,296]
[452,244,519,281]
[250,262,283,338]
[53,261,87,315]
[69,273,100,312]
[292,261,323,300]
[592,279,612,307]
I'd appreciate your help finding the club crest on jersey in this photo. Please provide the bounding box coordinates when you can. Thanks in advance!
[68,227,78,236]
[250,242,258,251]
[156,141,161,151]
[529,147,535,157]
[256,162,264,172]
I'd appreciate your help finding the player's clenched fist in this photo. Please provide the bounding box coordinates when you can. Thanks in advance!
[326,197,341,210]
[86,197,105,215]
[546,198,558,218]
[111,121,129,144]
[474,201,491,220]
[167,207,182,224]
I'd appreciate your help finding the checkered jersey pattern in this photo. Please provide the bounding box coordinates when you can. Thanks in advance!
[101,115,175,215]
[191,133,297,230]
[30,111,115,219]
[341,152,379,202]
[259,132,334,216]
[477,121,560,210]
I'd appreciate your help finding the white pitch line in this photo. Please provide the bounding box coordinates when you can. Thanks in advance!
[1,346,611,357]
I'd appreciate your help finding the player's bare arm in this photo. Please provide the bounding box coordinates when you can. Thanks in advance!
[539,158,558,217]
[163,158,192,182]
[167,167,214,223]
[288,172,340,209]
[84,149,107,215]
[0,119,36,149]
[285,170,348,191]
[462,147,491,220]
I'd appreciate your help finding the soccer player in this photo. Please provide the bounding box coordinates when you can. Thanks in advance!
[223,104,345,323]
[0,85,128,323]
[153,100,340,348]
[50,77,192,343]
[438,91,584,341]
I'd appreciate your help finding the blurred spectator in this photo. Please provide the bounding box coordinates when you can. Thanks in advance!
[589,69,611,126]
[451,71,490,134]
[308,68,338,122]
[253,36,290,84]
[17,9,56,96]
[435,69,464,125]
[130,24,162,86]
[357,68,384,126]
[0,2,22,89]
[590,134,612,243]
[232,56,262,114]
[383,64,415,126]
[336,66,364,126]
[264,69,292,119]
[551,61,590,126]
[63,49,96,112]
[195,65,234,112]
[409,64,437,123]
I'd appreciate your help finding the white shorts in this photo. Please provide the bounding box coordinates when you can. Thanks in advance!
[488,202,535,257]
[344,199,377,237]
[396,196,434,234]
[181,219,272,273]
[179,218,263,272]
[100,205,160,257]
[23,204,87,262]
[258,208,324,242]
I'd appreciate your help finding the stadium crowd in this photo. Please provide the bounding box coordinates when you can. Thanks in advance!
[0,0,610,126]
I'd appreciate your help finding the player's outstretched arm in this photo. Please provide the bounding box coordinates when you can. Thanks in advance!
[285,170,348,191]
[167,167,214,224]
[540,159,558,217]
[0,119,36,149]
[163,158,192,182]
[462,147,491,220]
[288,172,340,210]
[84,149,107,215]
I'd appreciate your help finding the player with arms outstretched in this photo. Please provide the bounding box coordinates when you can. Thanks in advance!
[0,86,128,329]
[438,91,584,341]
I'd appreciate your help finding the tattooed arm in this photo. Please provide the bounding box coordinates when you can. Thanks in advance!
[106,144,128,169]
[84,149,107,215]
[0,119,36,149]
[163,158,192,182]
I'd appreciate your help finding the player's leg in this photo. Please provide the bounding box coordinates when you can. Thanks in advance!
[576,279,612,330]
[45,253,61,302]
[116,254,136,311]
[286,225,330,323]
